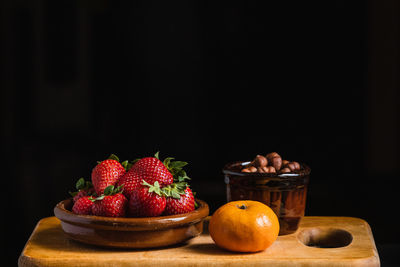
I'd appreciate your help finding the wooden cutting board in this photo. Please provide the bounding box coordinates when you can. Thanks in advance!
[18,216,379,267]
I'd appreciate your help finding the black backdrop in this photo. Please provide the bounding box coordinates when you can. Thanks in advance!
[1,0,399,265]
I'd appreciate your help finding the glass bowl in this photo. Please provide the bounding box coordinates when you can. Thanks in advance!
[223,161,310,235]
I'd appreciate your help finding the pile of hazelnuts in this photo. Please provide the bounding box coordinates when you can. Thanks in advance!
[241,152,301,174]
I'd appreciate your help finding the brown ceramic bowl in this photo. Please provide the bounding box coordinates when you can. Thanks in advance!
[54,198,209,248]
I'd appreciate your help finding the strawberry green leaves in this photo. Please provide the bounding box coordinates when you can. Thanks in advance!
[94,184,124,201]
[142,180,163,196]
[139,179,188,200]
[108,154,120,162]
[69,178,93,197]
[77,177,93,191]
[168,160,190,181]
[162,182,189,199]
[135,151,191,183]
[104,184,124,196]
[105,154,134,171]
[163,158,188,172]
[69,191,78,197]
[151,152,194,200]
[155,152,191,183]
[75,177,85,190]
[162,184,182,199]
[121,160,133,171]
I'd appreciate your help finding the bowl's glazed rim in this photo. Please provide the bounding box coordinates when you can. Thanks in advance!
[222,161,311,178]
[54,198,209,230]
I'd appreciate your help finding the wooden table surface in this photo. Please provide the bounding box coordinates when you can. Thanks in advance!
[19,216,380,267]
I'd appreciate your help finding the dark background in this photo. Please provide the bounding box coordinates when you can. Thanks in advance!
[1,0,399,266]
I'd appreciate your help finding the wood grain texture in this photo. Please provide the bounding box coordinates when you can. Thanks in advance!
[19,216,380,267]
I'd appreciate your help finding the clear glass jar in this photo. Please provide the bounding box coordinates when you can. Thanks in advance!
[223,161,310,235]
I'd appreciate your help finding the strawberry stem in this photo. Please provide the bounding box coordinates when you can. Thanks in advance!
[142,180,164,196]
[162,182,188,199]
[121,160,133,171]
[108,154,120,162]
[103,184,124,196]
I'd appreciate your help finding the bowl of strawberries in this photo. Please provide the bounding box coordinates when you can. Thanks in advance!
[54,152,209,249]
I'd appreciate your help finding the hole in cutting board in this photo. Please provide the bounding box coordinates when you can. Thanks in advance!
[297,228,353,248]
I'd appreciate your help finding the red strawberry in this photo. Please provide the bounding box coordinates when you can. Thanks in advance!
[131,157,173,187]
[164,187,195,215]
[72,196,94,215]
[91,200,104,216]
[99,194,127,217]
[91,185,128,217]
[70,178,95,202]
[73,188,95,203]
[128,181,166,217]
[91,154,126,195]
[115,169,141,198]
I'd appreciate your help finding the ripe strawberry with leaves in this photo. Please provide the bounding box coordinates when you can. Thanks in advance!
[128,180,167,217]
[70,178,95,203]
[91,185,128,217]
[163,185,195,215]
[117,152,190,198]
[130,154,173,186]
[136,152,189,185]
[91,154,126,195]
[72,196,95,215]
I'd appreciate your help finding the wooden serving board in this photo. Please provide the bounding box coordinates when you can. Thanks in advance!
[19,216,379,267]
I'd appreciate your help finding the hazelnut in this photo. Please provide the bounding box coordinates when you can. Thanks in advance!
[266,152,280,158]
[266,166,276,173]
[292,161,300,170]
[257,167,265,173]
[287,163,294,170]
[252,155,268,167]
[266,152,282,171]
[249,166,257,172]
[286,161,300,171]
[243,153,302,174]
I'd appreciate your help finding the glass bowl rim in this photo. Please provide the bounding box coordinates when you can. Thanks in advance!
[222,161,311,178]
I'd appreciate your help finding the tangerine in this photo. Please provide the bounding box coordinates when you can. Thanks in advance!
[209,200,279,252]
